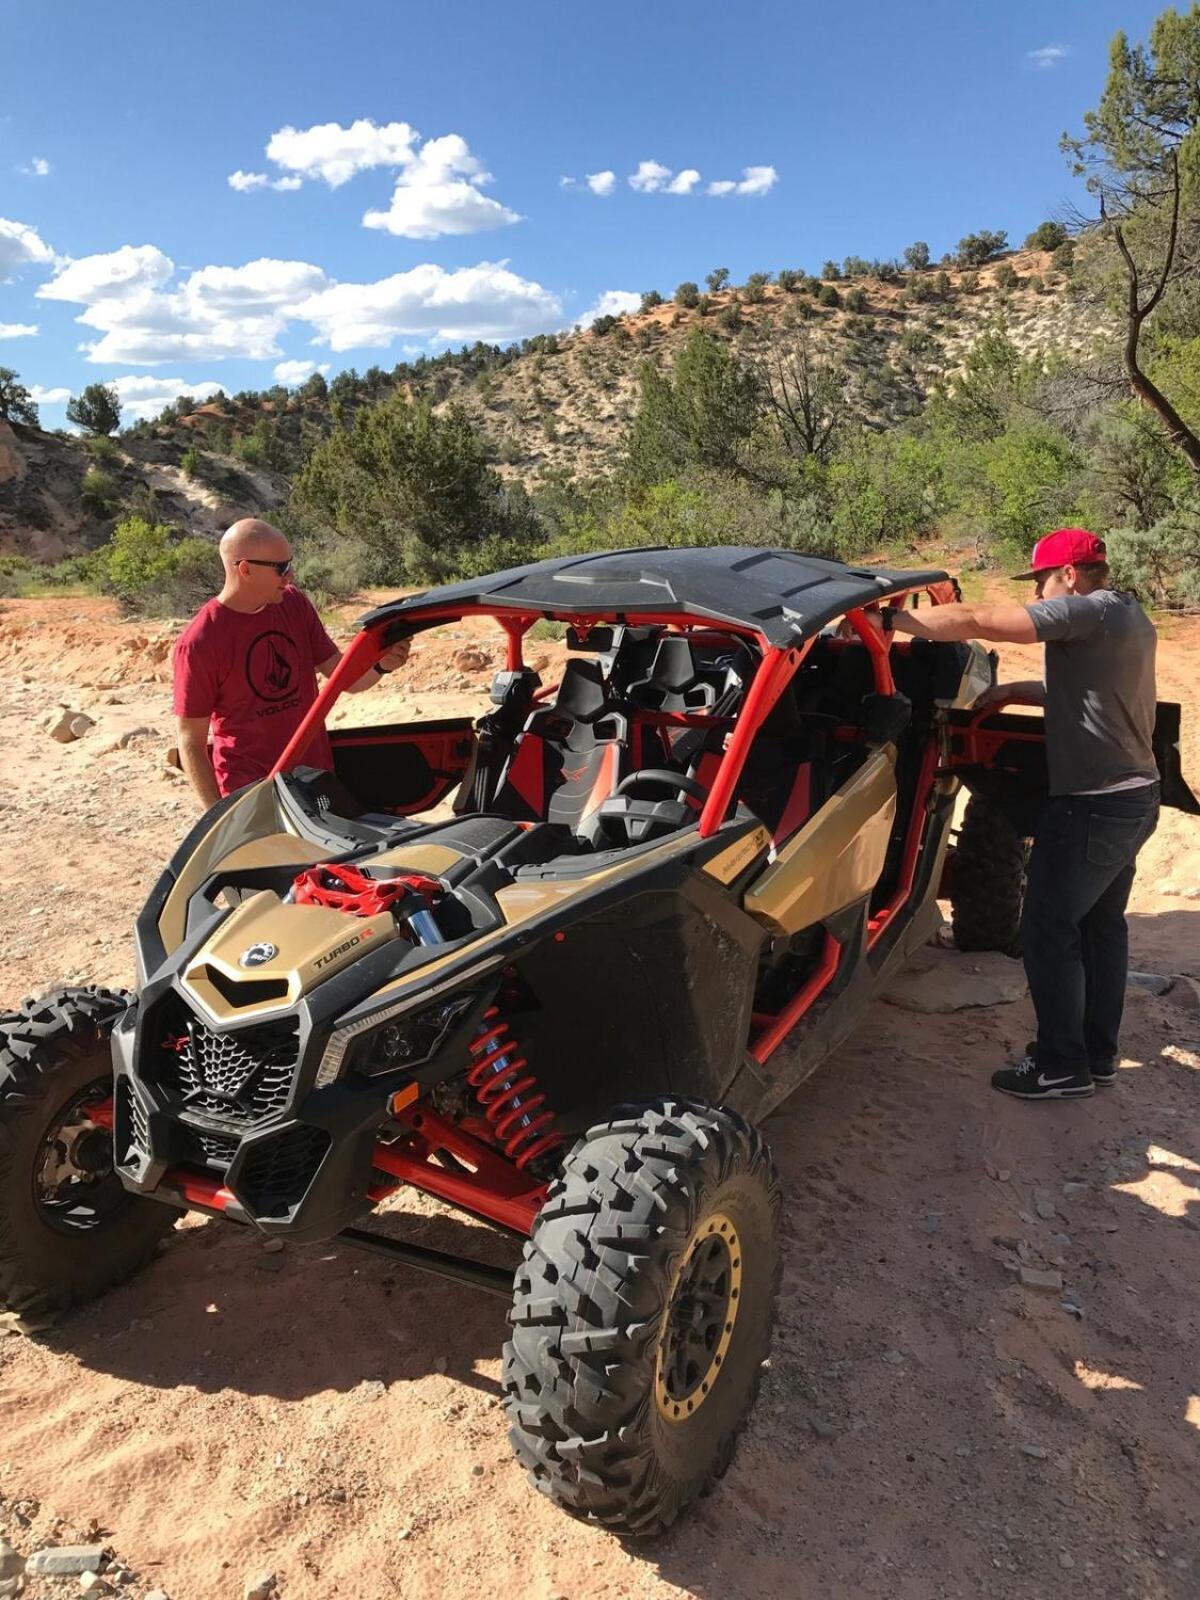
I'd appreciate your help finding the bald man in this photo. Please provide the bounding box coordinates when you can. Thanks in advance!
[173,519,408,808]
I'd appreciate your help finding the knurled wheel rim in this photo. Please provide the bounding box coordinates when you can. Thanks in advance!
[655,1211,742,1423]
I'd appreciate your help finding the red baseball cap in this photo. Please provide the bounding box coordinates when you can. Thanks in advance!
[1012,527,1107,580]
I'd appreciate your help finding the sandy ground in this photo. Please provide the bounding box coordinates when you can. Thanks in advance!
[0,593,1198,1600]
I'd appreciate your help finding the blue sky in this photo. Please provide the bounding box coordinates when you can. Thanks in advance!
[0,0,1169,427]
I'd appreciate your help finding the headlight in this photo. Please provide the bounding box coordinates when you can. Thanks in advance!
[314,991,479,1088]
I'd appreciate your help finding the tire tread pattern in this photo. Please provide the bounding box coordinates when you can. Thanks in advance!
[0,984,175,1315]
[502,1097,780,1536]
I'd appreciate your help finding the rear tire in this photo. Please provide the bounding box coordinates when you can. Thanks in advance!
[503,1097,780,1536]
[0,985,176,1316]
[950,793,1029,957]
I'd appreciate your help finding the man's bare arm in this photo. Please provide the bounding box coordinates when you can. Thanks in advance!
[890,600,1039,646]
[974,678,1046,710]
[177,716,221,809]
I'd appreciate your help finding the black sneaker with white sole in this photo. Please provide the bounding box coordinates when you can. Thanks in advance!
[1011,1039,1115,1088]
[991,1054,1094,1100]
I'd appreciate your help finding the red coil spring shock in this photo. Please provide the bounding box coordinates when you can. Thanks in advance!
[466,1007,562,1170]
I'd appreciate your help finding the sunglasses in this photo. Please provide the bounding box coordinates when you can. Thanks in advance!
[244,558,293,576]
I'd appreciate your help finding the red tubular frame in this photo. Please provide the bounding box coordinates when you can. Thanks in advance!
[749,933,842,1062]
[867,734,939,948]
[158,1106,547,1235]
[698,642,811,837]
[272,626,383,776]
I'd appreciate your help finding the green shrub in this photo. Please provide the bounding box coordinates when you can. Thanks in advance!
[956,230,1008,267]
[180,444,201,476]
[1050,240,1076,275]
[844,286,868,312]
[233,432,265,466]
[817,284,841,307]
[1024,220,1068,252]
[674,281,701,308]
[80,468,119,517]
[959,270,980,294]
[904,242,931,271]
[705,267,730,293]
[742,272,770,304]
[97,517,217,616]
[994,262,1019,289]
[1106,516,1200,609]
[87,435,118,463]
[776,268,801,292]
[640,289,664,312]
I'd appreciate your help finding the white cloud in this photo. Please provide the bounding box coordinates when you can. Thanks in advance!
[1027,44,1068,69]
[707,165,778,197]
[184,259,329,310]
[629,160,672,194]
[0,322,38,339]
[29,384,70,404]
[19,157,51,177]
[362,133,520,239]
[273,358,330,385]
[38,244,173,303]
[295,261,561,350]
[666,168,701,195]
[39,248,322,365]
[587,170,616,197]
[0,216,56,282]
[265,118,418,187]
[33,233,559,364]
[577,289,640,328]
[228,169,304,193]
[102,374,222,420]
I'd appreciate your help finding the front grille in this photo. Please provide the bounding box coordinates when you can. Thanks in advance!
[114,1076,148,1166]
[238,1126,331,1218]
[177,1125,241,1172]
[149,1013,301,1126]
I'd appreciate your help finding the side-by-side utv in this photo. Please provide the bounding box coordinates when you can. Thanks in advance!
[2,547,1194,1534]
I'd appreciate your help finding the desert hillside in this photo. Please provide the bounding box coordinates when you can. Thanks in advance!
[0,246,1108,562]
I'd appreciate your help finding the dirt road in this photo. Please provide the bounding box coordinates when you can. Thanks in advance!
[1,596,1197,1600]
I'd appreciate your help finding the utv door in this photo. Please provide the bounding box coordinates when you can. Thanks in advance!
[946,699,1197,835]
[329,719,475,815]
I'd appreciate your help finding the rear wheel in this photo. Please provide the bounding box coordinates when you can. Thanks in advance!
[0,986,176,1316]
[950,793,1029,957]
[503,1097,780,1536]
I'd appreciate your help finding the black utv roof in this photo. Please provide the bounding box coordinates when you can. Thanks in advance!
[360,545,950,649]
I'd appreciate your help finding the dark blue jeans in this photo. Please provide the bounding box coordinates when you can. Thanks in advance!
[1021,784,1160,1077]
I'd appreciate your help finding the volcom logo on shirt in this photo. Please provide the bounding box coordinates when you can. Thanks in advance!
[246,631,299,704]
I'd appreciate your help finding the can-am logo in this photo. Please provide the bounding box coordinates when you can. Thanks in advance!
[239,942,278,968]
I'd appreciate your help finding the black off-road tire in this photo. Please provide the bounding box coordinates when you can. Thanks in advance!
[950,793,1029,957]
[503,1097,781,1536]
[0,985,176,1316]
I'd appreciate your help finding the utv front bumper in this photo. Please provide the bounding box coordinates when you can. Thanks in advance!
[109,974,492,1242]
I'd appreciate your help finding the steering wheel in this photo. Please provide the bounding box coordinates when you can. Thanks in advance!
[614,769,708,804]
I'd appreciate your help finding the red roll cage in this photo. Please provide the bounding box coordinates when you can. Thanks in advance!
[272,586,953,838]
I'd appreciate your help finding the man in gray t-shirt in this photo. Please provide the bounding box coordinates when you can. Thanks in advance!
[889,527,1159,1102]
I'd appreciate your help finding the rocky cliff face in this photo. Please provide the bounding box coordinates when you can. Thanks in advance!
[0,421,289,560]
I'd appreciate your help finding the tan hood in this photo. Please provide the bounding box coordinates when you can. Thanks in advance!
[181,890,397,1024]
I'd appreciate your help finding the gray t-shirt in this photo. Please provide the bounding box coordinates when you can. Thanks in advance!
[1027,589,1158,796]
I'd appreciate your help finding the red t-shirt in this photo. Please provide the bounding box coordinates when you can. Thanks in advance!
[173,587,337,796]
